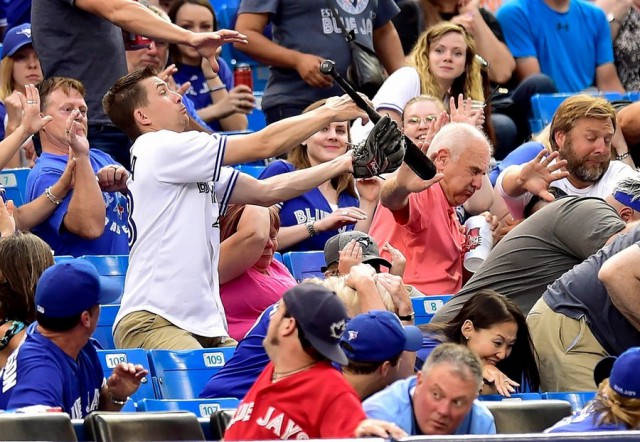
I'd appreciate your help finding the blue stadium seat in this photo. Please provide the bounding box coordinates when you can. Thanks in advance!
[96,349,155,403]
[542,391,596,413]
[273,251,283,263]
[93,304,120,350]
[79,255,128,304]
[53,255,75,263]
[282,251,325,282]
[625,91,640,102]
[247,94,267,132]
[0,168,30,206]
[148,347,237,399]
[137,398,239,417]
[411,295,453,325]
[235,165,266,179]
[532,92,629,129]
[479,393,543,401]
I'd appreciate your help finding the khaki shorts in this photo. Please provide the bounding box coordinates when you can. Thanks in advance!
[527,298,607,392]
[113,310,237,350]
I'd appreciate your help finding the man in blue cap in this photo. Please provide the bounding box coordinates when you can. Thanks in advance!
[0,259,147,417]
[224,283,406,440]
[341,310,422,400]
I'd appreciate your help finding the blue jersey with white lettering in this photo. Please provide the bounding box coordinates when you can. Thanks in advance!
[545,404,628,433]
[26,150,129,257]
[0,323,105,418]
[259,160,359,253]
[200,304,277,399]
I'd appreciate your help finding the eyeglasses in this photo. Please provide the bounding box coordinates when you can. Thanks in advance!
[403,115,437,126]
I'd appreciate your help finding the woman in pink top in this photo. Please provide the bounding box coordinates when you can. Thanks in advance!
[218,204,296,341]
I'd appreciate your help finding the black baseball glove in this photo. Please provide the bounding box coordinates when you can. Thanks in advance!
[351,116,406,179]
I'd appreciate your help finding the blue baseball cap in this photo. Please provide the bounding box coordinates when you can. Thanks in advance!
[35,259,122,318]
[340,310,423,363]
[283,283,349,365]
[2,24,33,59]
[609,347,640,398]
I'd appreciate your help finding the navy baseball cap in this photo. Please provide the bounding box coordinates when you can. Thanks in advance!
[283,283,349,366]
[2,24,33,59]
[609,347,640,398]
[340,310,423,362]
[35,259,121,318]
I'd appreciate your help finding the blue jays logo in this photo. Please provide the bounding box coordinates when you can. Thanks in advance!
[335,0,369,15]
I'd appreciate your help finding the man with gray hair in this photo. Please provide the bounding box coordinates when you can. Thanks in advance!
[369,122,493,295]
[363,343,496,435]
[528,177,640,392]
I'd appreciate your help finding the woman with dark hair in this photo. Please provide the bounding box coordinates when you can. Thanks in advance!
[0,232,54,367]
[168,0,254,131]
[419,289,540,396]
[218,204,296,341]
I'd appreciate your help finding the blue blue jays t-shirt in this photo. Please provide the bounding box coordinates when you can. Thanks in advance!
[174,58,234,133]
[200,304,277,400]
[546,405,628,432]
[259,160,359,253]
[26,150,129,257]
[497,0,614,93]
[0,323,105,418]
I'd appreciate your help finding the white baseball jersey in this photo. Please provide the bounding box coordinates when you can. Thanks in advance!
[114,130,239,338]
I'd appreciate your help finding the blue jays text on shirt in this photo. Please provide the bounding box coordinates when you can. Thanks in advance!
[321,7,375,37]
[293,208,349,233]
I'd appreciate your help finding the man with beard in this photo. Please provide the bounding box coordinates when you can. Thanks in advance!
[495,94,636,220]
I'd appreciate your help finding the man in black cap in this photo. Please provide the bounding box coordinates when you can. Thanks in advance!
[224,283,406,440]
[0,259,147,417]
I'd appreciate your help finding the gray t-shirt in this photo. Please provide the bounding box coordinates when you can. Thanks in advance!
[544,229,640,356]
[31,0,128,126]
[432,197,626,322]
[238,0,399,112]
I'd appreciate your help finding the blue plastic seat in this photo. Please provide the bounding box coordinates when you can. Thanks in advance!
[96,349,155,403]
[0,168,30,206]
[137,398,239,417]
[93,304,120,350]
[273,251,283,263]
[411,295,453,325]
[53,255,75,263]
[79,255,128,304]
[282,251,325,282]
[235,165,266,179]
[479,393,543,401]
[542,391,596,413]
[148,347,237,399]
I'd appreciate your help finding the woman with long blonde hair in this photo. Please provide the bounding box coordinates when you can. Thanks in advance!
[373,22,484,128]
[258,99,381,253]
[547,347,640,432]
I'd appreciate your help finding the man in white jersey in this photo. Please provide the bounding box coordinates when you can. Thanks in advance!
[496,94,637,220]
[103,67,371,350]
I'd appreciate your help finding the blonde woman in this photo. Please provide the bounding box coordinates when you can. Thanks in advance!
[373,22,484,128]
[547,347,640,432]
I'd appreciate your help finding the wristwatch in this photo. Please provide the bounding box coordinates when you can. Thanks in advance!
[398,311,415,322]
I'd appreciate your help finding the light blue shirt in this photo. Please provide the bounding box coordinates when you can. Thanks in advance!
[363,376,496,436]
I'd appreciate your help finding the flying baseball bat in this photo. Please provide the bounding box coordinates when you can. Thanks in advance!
[319,59,437,180]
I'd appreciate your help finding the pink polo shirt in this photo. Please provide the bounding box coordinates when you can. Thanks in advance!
[369,183,465,295]
[220,259,296,341]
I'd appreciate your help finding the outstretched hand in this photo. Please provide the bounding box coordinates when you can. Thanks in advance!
[107,362,149,401]
[19,84,52,135]
[518,150,570,201]
[190,30,248,73]
[66,109,89,157]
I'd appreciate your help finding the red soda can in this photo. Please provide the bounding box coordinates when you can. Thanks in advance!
[125,0,152,50]
[234,64,253,91]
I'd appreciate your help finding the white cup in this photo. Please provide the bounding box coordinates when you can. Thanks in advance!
[463,215,493,273]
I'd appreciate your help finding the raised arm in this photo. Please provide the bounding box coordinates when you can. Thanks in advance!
[234,13,332,89]
[372,21,406,74]
[62,111,106,239]
[74,0,247,71]
[595,63,625,94]
[218,206,271,284]
[224,95,366,165]
[380,163,444,212]
[498,150,569,199]
[229,152,354,206]
[599,243,640,331]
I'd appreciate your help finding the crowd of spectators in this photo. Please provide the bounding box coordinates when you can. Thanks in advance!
[0,0,640,438]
